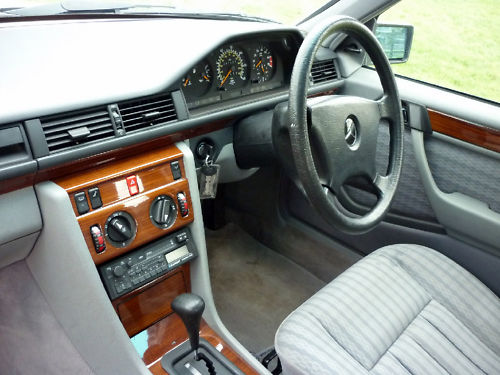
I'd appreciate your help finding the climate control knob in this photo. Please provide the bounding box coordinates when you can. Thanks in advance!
[104,211,136,247]
[150,195,177,228]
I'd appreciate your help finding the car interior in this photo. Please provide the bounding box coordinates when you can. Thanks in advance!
[0,0,499,374]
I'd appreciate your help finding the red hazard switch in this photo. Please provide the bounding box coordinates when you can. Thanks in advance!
[126,175,139,196]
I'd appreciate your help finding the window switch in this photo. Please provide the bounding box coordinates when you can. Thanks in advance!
[74,192,90,215]
[88,187,102,209]
[170,161,182,180]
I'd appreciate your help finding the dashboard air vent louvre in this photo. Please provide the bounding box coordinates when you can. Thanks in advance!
[311,59,338,83]
[41,108,115,153]
[118,92,177,133]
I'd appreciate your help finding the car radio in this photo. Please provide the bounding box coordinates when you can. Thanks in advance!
[99,228,197,299]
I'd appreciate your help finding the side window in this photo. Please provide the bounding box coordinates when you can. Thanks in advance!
[378,0,499,103]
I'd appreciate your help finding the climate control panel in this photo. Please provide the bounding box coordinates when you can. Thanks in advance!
[55,145,194,266]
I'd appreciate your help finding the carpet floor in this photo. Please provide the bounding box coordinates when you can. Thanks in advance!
[206,223,325,354]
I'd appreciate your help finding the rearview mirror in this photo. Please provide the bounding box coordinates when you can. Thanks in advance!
[374,23,414,63]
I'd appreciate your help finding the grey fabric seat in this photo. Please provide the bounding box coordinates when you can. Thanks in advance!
[275,245,500,374]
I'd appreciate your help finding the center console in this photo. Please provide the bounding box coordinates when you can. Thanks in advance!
[54,143,260,375]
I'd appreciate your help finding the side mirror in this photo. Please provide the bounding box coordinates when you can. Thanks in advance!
[374,23,414,63]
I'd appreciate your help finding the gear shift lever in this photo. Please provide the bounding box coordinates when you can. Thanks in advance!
[171,293,205,360]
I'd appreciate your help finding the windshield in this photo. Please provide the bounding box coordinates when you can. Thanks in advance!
[0,0,332,24]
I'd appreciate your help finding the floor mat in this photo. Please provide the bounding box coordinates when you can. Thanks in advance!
[206,223,325,354]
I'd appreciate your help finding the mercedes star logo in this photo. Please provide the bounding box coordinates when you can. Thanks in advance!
[344,117,358,148]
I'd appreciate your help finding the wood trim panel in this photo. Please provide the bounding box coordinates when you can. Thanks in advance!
[76,180,193,265]
[140,315,260,375]
[112,263,190,337]
[1,118,232,195]
[55,145,194,265]
[428,109,500,153]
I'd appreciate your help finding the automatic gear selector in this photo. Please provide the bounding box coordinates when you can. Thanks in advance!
[162,293,245,375]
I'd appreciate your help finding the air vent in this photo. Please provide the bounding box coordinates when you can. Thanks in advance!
[118,93,177,133]
[41,108,115,153]
[311,59,338,84]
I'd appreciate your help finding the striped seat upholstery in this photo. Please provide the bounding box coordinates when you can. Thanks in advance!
[275,245,500,374]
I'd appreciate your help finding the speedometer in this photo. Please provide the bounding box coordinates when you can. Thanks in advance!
[216,46,248,90]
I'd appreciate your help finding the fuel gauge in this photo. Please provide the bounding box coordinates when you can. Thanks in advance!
[181,61,213,98]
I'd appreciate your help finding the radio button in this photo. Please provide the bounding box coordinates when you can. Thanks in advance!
[113,265,126,277]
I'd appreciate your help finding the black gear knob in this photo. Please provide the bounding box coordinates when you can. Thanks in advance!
[171,293,205,359]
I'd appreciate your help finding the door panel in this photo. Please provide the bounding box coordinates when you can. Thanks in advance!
[425,132,500,215]
[339,67,500,250]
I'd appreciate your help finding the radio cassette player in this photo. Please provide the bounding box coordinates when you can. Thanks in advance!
[99,228,197,299]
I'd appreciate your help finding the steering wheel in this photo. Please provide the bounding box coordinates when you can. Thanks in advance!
[283,16,404,234]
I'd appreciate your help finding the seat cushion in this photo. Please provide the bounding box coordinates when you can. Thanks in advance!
[275,244,500,374]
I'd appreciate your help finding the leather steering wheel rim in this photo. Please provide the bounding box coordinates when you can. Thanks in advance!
[288,16,404,234]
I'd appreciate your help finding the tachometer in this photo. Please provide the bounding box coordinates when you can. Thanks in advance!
[181,61,213,98]
[216,46,248,90]
[250,45,274,83]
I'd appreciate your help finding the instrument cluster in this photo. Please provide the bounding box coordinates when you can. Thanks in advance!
[181,35,298,109]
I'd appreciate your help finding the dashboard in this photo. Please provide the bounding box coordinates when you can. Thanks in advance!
[181,34,299,110]
[0,18,342,186]
[0,15,343,375]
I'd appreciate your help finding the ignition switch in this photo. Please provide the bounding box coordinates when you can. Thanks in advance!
[195,140,215,161]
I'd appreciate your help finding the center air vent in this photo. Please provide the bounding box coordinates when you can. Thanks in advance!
[311,59,338,84]
[118,93,177,133]
[41,108,115,153]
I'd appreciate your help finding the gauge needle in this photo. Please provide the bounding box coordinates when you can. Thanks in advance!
[203,75,210,81]
[183,78,190,87]
[256,60,262,68]
[220,69,232,87]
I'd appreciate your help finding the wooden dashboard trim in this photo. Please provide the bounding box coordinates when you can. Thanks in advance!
[428,109,500,153]
[55,144,194,265]
[112,263,191,337]
[0,118,233,195]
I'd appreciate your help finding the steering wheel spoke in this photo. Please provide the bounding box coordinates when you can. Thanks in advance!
[377,95,392,120]
[373,173,390,199]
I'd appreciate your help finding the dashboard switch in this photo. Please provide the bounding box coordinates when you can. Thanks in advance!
[74,191,90,215]
[126,175,139,196]
[177,192,189,217]
[90,225,106,253]
[170,161,182,180]
[88,187,102,209]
